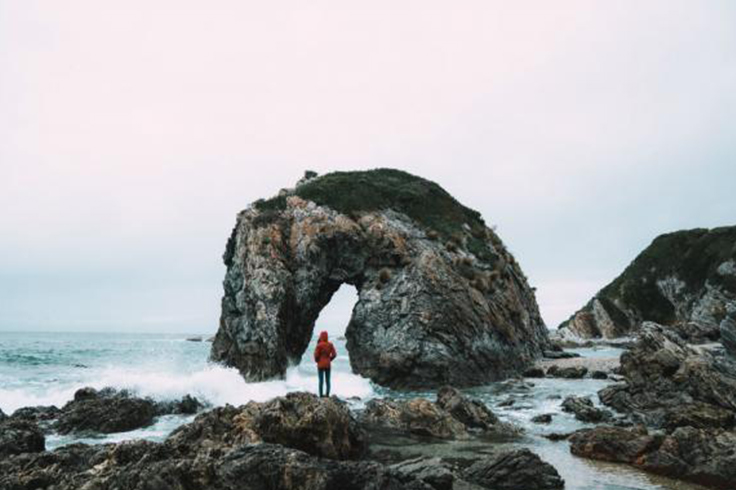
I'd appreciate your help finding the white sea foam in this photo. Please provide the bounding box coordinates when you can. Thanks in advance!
[0,361,375,414]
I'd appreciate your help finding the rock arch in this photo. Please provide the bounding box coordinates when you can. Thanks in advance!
[210,169,550,388]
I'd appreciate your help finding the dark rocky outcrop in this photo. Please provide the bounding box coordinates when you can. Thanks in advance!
[597,323,736,429]
[0,418,45,458]
[359,388,518,440]
[570,425,736,489]
[55,387,158,435]
[561,396,612,423]
[389,457,454,490]
[0,408,6,421]
[0,440,432,490]
[531,413,553,424]
[546,365,587,379]
[170,392,366,460]
[211,169,550,389]
[461,449,564,490]
[559,226,736,339]
[721,309,736,357]
[522,366,545,378]
[52,388,205,435]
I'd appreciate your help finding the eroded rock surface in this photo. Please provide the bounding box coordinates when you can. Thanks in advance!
[461,449,564,490]
[597,323,736,429]
[0,418,45,458]
[570,425,736,489]
[559,226,736,339]
[211,169,549,388]
[359,388,518,440]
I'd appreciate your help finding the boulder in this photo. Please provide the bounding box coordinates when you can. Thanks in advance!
[543,350,581,359]
[360,398,467,439]
[170,392,366,460]
[461,449,564,490]
[570,425,736,489]
[55,387,157,434]
[389,457,454,490]
[154,394,205,415]
[0,418,45,458]
[558,226,736,339]
[561,396,612,423]
[435,386,499,430]
[546,365,587,379]
[591,370,609,380]
[531,414,553,424]
[597,323,736,429]
[211,169,550,389]
[522,366,545,378]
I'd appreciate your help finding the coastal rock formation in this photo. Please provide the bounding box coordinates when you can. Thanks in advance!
[55,387,158,435]
[559,226,736,339]
[211,169,549,388]
[359,388,518,440]
[0,418,45,458]
[721,310,736,357]
[561,396,612,423]
[169,392,366,460]
[597,323,736,429]
[389,457,454,490]
[570,425,736,489]
[461,449,565,490]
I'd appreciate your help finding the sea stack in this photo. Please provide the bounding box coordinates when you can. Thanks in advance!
[559,226,736,339]
[210,169,550,388]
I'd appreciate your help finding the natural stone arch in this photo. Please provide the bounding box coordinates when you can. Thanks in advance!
[211,169,550,388]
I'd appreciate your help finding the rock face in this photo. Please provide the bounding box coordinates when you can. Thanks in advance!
[461,449,565,490]
[0,418,45,458]
[559,226,736,339]
[169,392,367,460]
[597,323,736,429]
[359,388,517,440]
[570,425,736,489]
[211,169,549,388]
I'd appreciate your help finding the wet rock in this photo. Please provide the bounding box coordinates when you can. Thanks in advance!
[390,457,454,490]
[598,323,736,429]
[569,426,662,464]
[662,403,735,431]
[211,169,550,389]
[558,226,736,339]
[543,432,572,441]
[435,386,499,430]
[0,418,45,458]
[171,392,366,460]
[461,449,564,490]
[497,399,515,407]
[9,405,61,432]
[570,425,736,489]
[522,367,545,378]
[543,350,581,359]
[55,387,157,435]
[721,310,736,357]
[561,396,612,423]
[155,394,205,415]
[591,370,609,380]
[360,398,467,439]
[531,414,553,424]
[546,365,588,379]
[1,440,432,490]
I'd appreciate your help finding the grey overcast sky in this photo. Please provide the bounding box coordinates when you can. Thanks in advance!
[1,1,735,333]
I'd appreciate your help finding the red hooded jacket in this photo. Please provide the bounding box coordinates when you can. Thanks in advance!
[314,331,337,369]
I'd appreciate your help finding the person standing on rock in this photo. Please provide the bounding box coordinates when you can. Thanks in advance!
[314,331,337,397]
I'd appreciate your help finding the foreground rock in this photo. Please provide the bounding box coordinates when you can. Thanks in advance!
[360,387,519,440]
[462,449,564,490]
[389,457,454,490]
[559,226,736,339]
[597,323,736,429]
[570,425,736,489]
[170,392,366,460]
[0,418,45,458]
[55,387,158,434]
[0,440,432,490]
[211,169,550,389]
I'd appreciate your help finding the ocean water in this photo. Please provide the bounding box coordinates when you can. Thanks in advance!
[0,332,706,490]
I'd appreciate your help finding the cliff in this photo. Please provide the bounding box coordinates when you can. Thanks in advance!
[558,226,736,339]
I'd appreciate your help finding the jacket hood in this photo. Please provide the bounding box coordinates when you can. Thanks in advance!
[318,331,329,342]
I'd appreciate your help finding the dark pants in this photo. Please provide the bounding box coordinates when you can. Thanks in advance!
[318,367,331,397]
